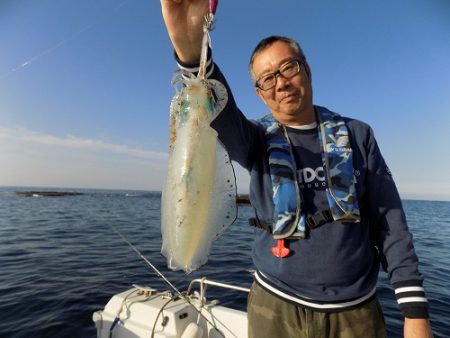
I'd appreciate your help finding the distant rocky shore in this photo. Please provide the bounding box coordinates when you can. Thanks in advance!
[16,191,83,197]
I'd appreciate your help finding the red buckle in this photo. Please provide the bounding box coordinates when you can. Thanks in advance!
[271,239,290,258]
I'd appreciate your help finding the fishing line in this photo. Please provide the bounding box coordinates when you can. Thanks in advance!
[2,0,131,79]
[109,223,182,296]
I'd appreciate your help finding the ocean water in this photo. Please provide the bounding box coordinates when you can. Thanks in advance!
[0,187,449,338]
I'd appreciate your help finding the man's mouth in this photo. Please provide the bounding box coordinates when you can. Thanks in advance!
[279,92,297,103]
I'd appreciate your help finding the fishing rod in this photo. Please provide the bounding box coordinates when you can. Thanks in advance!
[109,224,182,296]
[108,223,228,338]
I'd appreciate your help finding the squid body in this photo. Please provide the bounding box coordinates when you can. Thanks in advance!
[161,72,237,274]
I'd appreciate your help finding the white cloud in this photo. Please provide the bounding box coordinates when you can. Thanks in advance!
[0,126,169,190]
[0,127,253,192]
[0,126,250,192]
[0,126,168,160]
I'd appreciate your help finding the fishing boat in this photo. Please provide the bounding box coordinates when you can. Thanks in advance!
[93,278,249,338]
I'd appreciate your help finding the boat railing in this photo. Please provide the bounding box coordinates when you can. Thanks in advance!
[187,278,250,306]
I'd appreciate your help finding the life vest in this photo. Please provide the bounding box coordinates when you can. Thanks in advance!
[257,106,360,239]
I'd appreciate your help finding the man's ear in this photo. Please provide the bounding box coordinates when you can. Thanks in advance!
[255,88,268,105]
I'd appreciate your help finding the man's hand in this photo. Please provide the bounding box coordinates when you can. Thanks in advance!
[160,0,209,63]
[404,318,433,338]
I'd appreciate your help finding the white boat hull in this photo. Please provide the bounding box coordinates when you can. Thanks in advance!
[93,279,248,338]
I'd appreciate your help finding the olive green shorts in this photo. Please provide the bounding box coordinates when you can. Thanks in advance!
[247,282,386,338]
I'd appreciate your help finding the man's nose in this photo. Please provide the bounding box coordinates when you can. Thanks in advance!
[275,72,290,89]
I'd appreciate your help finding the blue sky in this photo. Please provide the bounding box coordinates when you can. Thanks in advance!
[1,0,449,200]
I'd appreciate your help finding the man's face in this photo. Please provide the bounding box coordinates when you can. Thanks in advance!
[252,41,313,125]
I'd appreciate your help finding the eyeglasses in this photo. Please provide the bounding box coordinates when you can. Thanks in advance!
[255,59,304,91]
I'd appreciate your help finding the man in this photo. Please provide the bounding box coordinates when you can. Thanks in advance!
[160,1,433,337]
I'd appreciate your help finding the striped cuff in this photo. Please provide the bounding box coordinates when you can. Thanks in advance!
[393,280,429,318]
[174,49,214,78]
